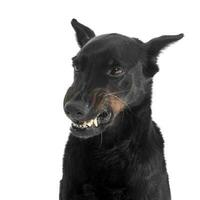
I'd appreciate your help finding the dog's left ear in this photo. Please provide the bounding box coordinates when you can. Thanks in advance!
[144,33,184,77]
[71,19,95,48]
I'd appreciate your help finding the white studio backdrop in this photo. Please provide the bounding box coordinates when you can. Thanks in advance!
[0,0,199,200]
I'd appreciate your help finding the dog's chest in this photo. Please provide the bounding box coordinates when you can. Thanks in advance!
[86,141,131,185]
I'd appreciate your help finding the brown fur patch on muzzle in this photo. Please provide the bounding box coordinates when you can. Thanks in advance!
[107,95,125,114]
[91,89,126,115]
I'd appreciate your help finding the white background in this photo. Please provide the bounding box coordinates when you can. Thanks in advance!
[0,0,199,199]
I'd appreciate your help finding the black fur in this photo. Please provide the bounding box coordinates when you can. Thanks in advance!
[60,19,183,200]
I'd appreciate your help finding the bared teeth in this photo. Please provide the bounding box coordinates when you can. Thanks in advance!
[72,117,99,129]
[88,119,93,127]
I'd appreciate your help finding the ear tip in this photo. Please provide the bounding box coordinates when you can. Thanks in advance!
[177,33,184,39]
[71,18,78,27]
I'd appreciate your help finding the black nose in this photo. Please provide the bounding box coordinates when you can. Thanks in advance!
[64,101,89,121]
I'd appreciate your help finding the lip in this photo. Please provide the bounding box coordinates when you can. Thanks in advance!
[70,110,113,139]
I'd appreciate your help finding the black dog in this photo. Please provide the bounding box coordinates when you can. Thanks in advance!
[60,19,183,200]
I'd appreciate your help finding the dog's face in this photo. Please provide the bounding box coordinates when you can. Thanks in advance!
[64,19,183,139]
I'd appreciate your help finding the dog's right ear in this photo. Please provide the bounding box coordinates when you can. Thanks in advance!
[71,19,95,48]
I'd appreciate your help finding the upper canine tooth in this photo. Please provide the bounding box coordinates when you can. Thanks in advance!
[94,118,98,127]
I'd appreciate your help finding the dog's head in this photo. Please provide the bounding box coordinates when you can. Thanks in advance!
[64,19,183,139]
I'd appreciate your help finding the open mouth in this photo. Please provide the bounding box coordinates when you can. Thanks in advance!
[71,110,112,132]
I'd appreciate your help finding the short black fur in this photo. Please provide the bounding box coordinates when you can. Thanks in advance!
[60,19,183,200]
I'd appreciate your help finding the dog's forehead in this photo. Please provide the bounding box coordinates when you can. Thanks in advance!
[76,34,143,64]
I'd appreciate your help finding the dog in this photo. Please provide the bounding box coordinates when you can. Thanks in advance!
[59,19,183,200]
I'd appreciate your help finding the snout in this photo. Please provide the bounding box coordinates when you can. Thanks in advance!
[63,90,126,139]
[64,101,89,122]
[64,99,114,139]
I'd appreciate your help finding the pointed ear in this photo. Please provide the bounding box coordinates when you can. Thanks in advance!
[71,19,95,48]
[144,33,184,77]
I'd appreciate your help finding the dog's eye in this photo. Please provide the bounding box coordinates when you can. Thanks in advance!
[73,65,81,72]
[107,66,125,77]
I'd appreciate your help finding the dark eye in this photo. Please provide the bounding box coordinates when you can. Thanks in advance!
[107,66,125,77]
[73,65,81,72]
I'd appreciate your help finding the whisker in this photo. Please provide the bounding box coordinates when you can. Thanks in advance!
[99,132,103,147]
[103,89,129,96]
